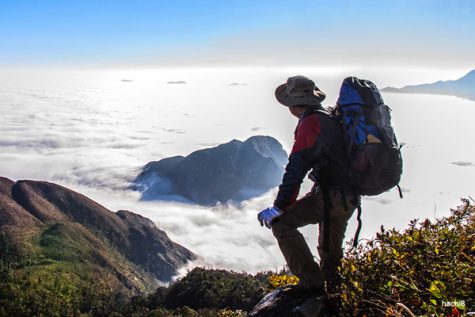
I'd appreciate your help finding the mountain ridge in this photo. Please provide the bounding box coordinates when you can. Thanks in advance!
[382,68,475,101]
[0,176,197,295]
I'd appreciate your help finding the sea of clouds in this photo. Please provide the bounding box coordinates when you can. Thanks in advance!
[1,67,474,274]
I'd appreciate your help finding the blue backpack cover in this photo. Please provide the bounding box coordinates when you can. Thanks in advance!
[336,77,403,196]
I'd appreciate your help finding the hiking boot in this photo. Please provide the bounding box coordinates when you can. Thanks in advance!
[323,293,342,317]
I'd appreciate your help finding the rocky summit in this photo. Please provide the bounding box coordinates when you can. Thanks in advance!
[0,177,197,295]
[134,135,288,205]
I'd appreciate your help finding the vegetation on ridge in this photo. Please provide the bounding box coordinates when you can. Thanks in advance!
[340,198,474,316]
[1,199,474,316]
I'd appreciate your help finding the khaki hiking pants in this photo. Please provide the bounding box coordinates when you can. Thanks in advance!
[272,189,358,293]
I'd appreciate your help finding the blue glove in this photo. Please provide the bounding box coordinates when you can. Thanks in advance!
[257,206,283,229]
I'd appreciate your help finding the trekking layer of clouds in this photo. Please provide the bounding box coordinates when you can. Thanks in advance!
[0,89,288,271]
[0,69,298,273]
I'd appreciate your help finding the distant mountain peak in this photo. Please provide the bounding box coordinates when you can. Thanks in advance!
[134,135,288,205]
[381,68,475,102]
[461,69,475,80]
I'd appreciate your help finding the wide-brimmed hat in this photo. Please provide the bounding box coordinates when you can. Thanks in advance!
[275,75,326,107]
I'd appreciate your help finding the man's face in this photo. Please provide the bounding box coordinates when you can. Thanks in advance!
[289,106,305,118]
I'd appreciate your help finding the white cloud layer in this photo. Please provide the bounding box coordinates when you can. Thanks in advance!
[1,67,474,273]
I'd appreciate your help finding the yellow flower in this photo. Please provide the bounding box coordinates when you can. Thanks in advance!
[267,274,299,291]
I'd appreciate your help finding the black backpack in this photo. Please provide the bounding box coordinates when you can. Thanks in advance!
[336,76,403,196]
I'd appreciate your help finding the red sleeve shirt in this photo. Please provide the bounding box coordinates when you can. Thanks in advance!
[274,113,322,210]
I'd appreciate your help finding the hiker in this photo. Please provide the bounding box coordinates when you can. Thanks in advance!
[257,75,360,299]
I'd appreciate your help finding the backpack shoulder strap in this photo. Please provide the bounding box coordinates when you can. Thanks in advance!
[301,107,339,121]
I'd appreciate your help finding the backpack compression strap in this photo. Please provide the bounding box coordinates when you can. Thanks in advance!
[347,113,360,156]
[352,205,362,248]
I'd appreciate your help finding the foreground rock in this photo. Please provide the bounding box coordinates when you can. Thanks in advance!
[134,135,288,205]
[249,286,326,317]
[0,177,197,295]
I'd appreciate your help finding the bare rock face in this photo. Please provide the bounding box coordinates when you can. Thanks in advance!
[0,177,197,294]
[249,286,326,317]
[134,135,287,205]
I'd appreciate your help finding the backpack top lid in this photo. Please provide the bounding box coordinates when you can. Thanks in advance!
[337,77,384,107]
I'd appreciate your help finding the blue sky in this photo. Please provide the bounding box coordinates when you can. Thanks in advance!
[1,0,474,68]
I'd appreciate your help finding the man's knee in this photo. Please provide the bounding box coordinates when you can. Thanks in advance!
[271,220,295,239]
[271,220,285,238]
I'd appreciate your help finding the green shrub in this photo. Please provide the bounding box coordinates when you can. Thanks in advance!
[163,267,265,311]
[339,199,475,316]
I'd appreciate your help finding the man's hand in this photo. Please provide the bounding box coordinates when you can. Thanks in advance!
[257,206,283,229]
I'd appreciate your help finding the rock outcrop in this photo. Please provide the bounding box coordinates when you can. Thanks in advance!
[134,135,288,205]
[249,286,326,317]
